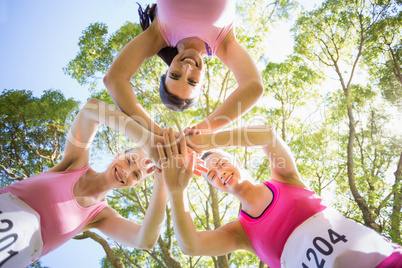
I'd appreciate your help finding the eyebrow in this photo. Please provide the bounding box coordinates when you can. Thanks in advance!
[131,156,144,179]
[206,157,223,178]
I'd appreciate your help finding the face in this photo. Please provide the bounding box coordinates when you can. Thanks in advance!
[203,153,242,192]
[164,49,204,99]
[108,148,151,189]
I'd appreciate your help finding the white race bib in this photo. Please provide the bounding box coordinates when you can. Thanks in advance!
[280,208,394,268]
[0,192,43,268]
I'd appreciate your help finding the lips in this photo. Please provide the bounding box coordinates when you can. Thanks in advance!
[224,173,233,185]
[181,56,199,67]
[114,168,124,184]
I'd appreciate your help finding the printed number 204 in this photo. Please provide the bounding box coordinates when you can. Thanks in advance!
[302,229,347,268]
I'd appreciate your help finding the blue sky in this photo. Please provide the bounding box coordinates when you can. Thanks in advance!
[0,0,152,267]
[0,0,323,267]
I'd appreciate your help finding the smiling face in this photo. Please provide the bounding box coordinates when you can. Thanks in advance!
[164,49,205,99]
[203,152,242,192]
[108,148,151,189]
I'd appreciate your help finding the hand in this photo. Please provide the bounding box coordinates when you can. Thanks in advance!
[144,132,165,168]
[157,128,207,194]
[183,126,201,136]
[185,134,208,154]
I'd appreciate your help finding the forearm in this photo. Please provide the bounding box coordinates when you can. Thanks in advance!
[135,179,168,249]
[169,190,204,255]
[82,98,152,148]
[187,125,274,151]
[104,78,164,135]
[195,81,263,132]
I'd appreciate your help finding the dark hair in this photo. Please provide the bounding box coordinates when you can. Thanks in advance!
[137,3,178,66]
[201,151,215,161]
[159,74,199,111]
[138,3,199,112]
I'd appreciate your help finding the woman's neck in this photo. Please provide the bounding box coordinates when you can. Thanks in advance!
[74,168,110,205]
[176,37,208,56]
[236,182,273,218]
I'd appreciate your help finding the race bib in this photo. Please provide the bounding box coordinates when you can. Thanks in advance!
[280,208,394,268]
[0,192,43,268]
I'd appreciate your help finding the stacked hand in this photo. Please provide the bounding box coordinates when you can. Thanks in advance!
[157,128,207,194]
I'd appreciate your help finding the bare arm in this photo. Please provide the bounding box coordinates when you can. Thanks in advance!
[196,32,263,132]
[50,98,160,172]
[158,129,253,256]
[88,172,167,249]
[103,18,167,135]
[169,190,253,256]
[187,125,306,187]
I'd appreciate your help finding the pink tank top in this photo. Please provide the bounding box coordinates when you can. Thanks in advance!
[0,166,108,257]
[238,179,326,268]
[156,0,235,56]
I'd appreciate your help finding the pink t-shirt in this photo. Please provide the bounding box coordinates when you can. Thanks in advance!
[238,179,326,268]
[238,180,402,267]
[0,166,107,257]
[156,0,235,56]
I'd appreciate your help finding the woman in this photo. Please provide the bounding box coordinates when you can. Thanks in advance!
[158,126,402,267]
[0,98,205,267]
[103,0,263,135]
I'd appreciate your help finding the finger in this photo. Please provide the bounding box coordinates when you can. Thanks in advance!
[146,165,156,174]
[195,165,209,174]
[169,127,179,156]
[186,152,196,174]
[157,143,167,163]
[163,130,173,159]
[183,126,190,135]
[179,131,188,159]
[194,169,202,177]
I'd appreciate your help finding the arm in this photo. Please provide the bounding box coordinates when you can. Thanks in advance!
[88,171,167,249]
[158,129,253,256]
[195,32,263,132]
[103,18,167,135]
[187,125,306,187]
[50,98,161,172]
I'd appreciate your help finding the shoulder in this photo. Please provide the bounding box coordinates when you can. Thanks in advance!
[219,220,254,252]
[84,205,119,230]
[216,28,238,57]
[47,157,89,173]
[144,16,167,49]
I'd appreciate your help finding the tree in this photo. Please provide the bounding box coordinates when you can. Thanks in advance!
[63,1,297,267]
[293,0,402,238]
[0,89,78,186]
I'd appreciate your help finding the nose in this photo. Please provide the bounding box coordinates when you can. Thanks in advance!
[219,171,226,180]
[183,63,193,74]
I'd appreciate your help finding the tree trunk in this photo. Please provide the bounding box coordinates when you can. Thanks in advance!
[74,231,125,268]
[346,106,381,232]
[390,151,402,243]
[209,184,230,268]
[157,236,182,268]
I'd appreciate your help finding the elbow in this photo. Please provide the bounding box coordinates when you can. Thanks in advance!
[180,246,199,256]
[135,238,158,250]
[103,72,114,89]
[84,98,103,108]
[138,242,156,251]
[252,80,264,99]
